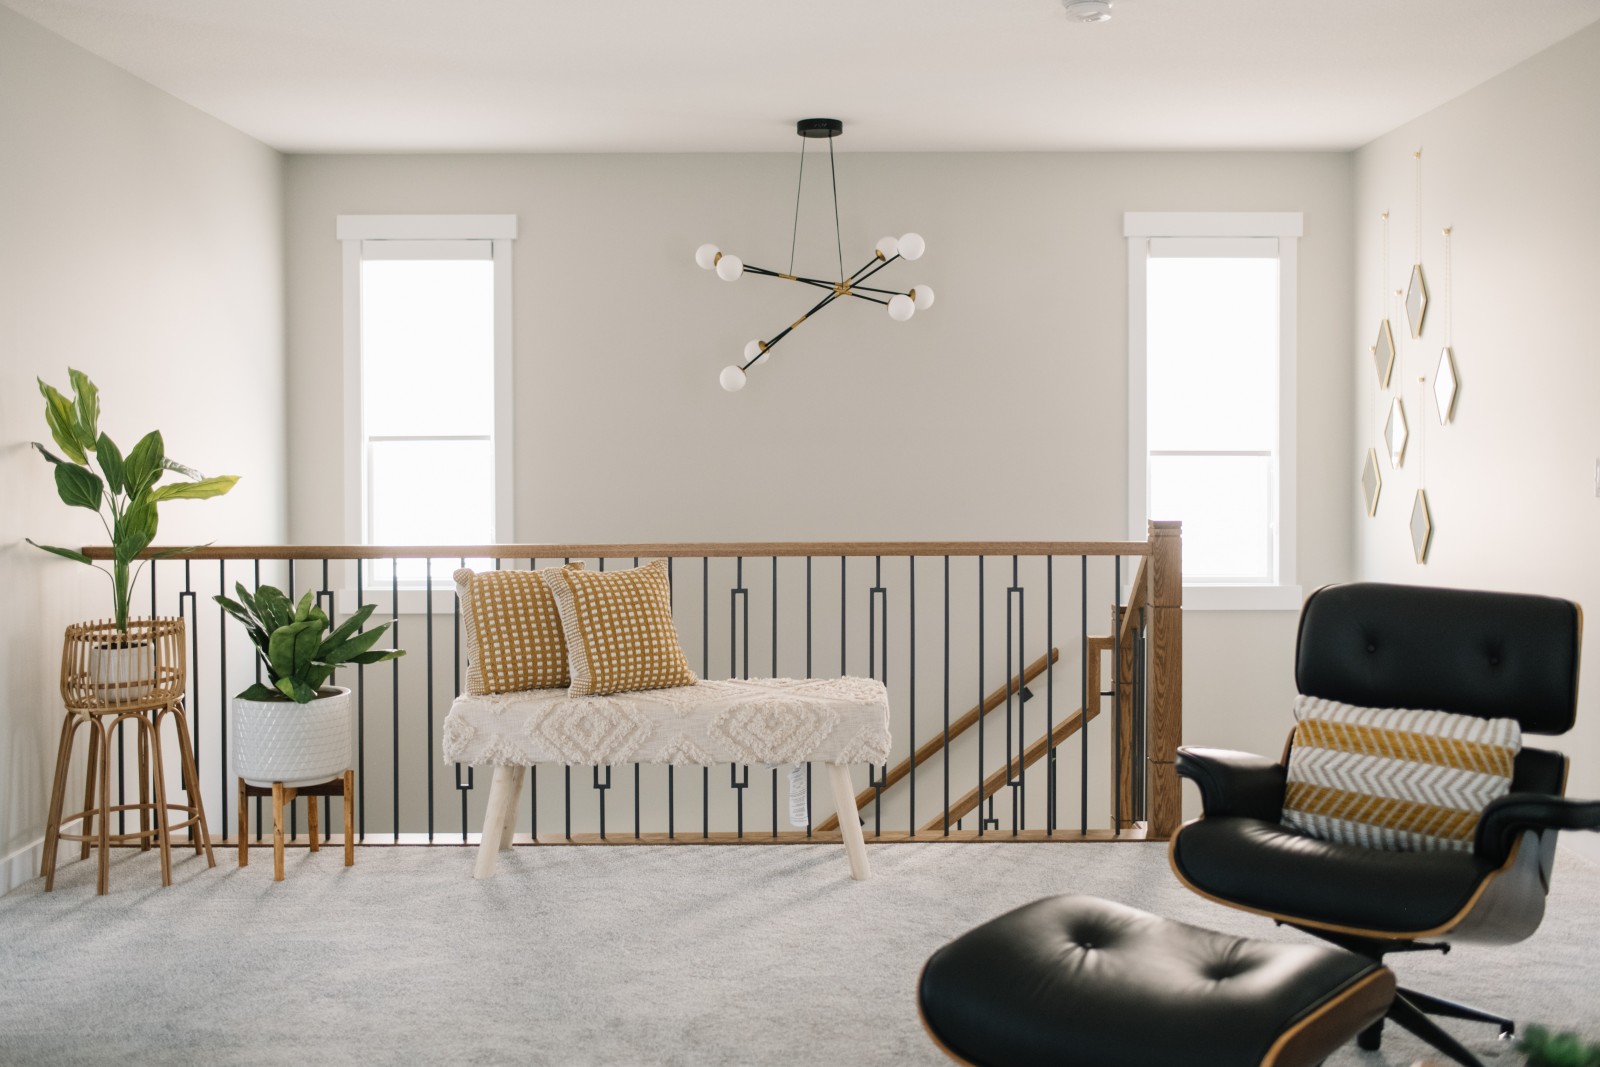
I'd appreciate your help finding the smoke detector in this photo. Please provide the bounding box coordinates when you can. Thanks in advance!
[1063,0,1112,22]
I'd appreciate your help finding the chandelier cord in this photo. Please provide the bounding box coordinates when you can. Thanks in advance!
[788,137,807,277]
[828,133,844,282]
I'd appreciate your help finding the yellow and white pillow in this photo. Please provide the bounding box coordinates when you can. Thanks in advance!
[540,560,697,697]
[1281,694,1520,853]
[455,566,576,694]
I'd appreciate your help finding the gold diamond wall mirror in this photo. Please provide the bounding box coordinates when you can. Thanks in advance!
[1385,397,1408,468]
[1406,263,1429,338]
[1435,347,1458,423]
[1361,448,1383,517]
[1373,321,1396,388]
[1410,489,1433,563]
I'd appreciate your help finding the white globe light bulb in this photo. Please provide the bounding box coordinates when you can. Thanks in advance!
[744,339,768,366]
[888,294,916,322]
[912,285,936,310]
[719,365,747,392]
[875,236,899,260]
[715,254,744,281]
[695,243,720,270]
[898,232,926,261]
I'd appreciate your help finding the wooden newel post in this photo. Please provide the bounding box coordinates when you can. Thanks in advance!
[1147,520,1183,839]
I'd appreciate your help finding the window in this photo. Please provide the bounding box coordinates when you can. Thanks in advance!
[338,215,515,586]
[1126,212,1301,611]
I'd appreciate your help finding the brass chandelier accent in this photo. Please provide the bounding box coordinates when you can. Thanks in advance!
[698,118,934,391]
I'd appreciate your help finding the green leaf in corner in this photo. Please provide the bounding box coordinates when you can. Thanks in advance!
[54,462,103,511]
[27,539,93,565]
[38,380,87,464]
[122,430,165,497]
[151,475,238,501]
[67,368,100,444]
[236,682,281,703]
[275,676,317,704]
[95,433,126,495]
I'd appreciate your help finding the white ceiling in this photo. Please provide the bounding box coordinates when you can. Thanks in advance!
[7,0,1599,153]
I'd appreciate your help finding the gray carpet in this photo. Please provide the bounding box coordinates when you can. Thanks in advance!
[2,841,1597,1066]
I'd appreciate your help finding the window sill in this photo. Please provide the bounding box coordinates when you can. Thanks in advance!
[1182,584,1304,612]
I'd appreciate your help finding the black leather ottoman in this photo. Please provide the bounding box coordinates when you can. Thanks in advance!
[918,896,1395,1067]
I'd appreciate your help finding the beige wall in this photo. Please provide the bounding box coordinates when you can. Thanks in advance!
[285,150,1355,823]
[0,7,287,890]
[1354,23,1600,862]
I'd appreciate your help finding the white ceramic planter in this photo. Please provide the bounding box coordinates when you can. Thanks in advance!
[87,640,156,703]
[232,686,354,788]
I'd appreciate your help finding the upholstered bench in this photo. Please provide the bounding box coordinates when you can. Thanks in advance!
[442,676,891,880]
[918,895,1396,1067]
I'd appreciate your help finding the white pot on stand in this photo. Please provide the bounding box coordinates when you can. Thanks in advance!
[232,686,354,788]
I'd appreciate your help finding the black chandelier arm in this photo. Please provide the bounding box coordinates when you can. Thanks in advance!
[848,283,910,297]
[738,290,842,371]
[740,264,838,292]
[850,254,902,289]
[844,291,891,306]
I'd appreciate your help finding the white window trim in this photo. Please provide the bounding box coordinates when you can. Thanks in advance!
[339,214,516,608]
[1126,211,1303,613]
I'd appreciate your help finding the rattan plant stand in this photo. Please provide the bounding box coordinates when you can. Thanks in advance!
[41,618,216,895]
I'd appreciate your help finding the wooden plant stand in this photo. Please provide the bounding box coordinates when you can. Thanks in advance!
[238,770,354,881]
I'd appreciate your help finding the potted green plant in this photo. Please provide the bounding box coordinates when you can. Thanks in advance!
[215,583,404,787]
[1520,1025,1600,1067]
[30,369,238,700]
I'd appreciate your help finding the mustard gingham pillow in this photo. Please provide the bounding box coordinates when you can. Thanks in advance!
[454,566,577,694]
[540,560,697,697]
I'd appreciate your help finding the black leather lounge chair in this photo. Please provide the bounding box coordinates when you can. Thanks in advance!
[1170,581,1600,1067]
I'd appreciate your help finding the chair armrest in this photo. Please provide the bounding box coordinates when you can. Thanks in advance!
[1175,747,1287,821]
[1475,793,1600,866]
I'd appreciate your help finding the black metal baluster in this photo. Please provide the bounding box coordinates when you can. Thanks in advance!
[182,562,199,844]
[703,557,710,840]
[594,765,610,840]
[805,556,813,838]
[909,555,916,836]
[868,557,886,838]
[943,556,951,836]
[356,557,366,843]
[460,559,472,843]
[771,555,778,838]
[253,559,263,841]
[392,559,400,843]
[1080,555,1089,836]
[1015,557,1027,833]
[1047,557,1055,835]
[977,557,987,835]
[667,557,674,841]
[1005,557,1018,834]
[425,563,435,842]
[219,560,229,837]
[730,557,747,838]
[1113,555,1122,835]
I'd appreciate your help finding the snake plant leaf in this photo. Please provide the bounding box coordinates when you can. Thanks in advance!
[304,664,336,691]
[95,433,126,495]
[213,594,270,647]
[267,618,322,681]
[349,648,405,666]
[115,497,159,565]
[67,368,100,444]
[293,590,316,623]
[253,585,293,634]
[236,682,281,703]
[322,603,378,651]
[26,539,93,565]
[54,462,102,511]
[151,475,239,501]
[319,625,390,665]
[275,676,317,704]
[37,380,87,463]
[122,430,165,497]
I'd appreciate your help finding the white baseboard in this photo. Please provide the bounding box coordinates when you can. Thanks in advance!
[1560,833,1600,868]
[2,839,43,895]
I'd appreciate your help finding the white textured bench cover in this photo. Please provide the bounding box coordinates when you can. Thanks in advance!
[442,677,891,768]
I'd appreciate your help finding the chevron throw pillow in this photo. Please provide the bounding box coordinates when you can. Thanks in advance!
[1281,695,1521,853]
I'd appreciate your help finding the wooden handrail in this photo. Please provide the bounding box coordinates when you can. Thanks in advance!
[924,702,1102,832]
[815,648,1060,832]
[81,540,1153,562]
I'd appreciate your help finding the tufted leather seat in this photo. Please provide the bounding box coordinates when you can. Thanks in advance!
[918,895,1394,1067]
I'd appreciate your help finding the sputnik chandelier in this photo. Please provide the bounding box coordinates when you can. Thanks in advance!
[697,118,935,392]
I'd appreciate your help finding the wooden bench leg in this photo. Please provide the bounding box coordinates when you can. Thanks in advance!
[828,764,871,881]
[272,783,286,882]
[474,766,518,880]
[501,765,525,851]
[343,770,355,867]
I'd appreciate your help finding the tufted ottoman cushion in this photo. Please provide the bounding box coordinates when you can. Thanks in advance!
[918,895,1395,1067]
